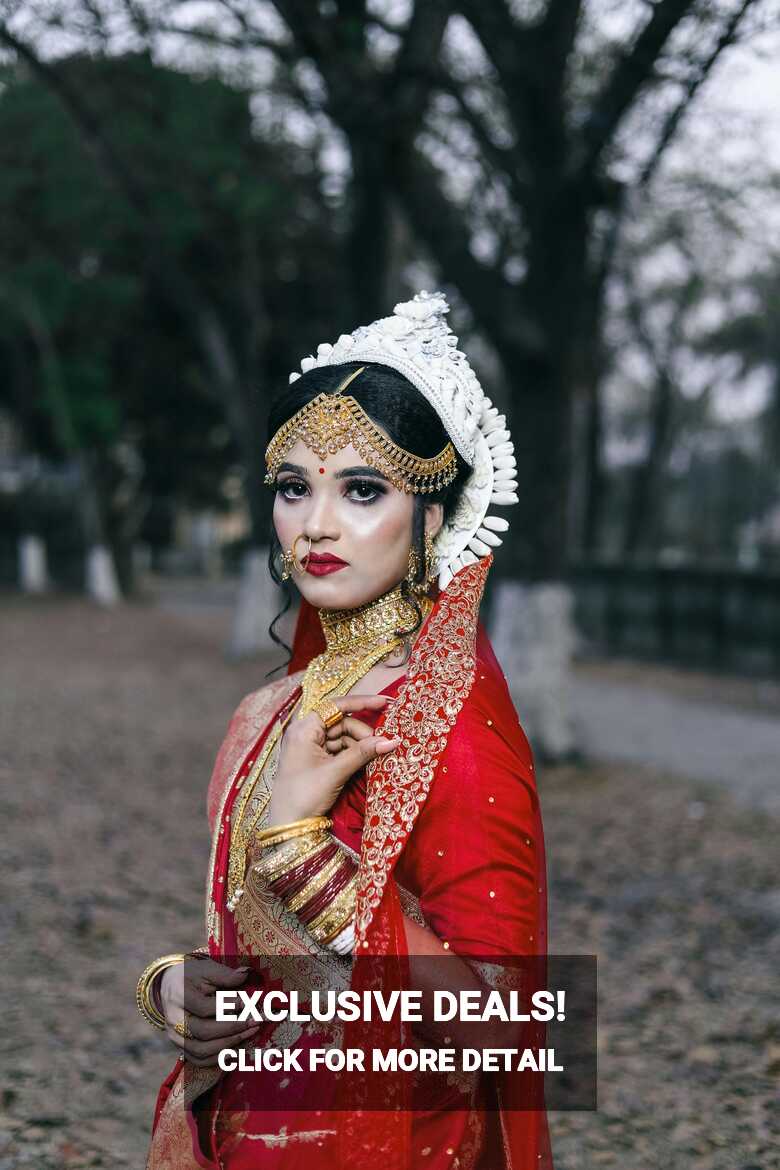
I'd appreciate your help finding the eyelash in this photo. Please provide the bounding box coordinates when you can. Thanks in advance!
[275,477,386,504]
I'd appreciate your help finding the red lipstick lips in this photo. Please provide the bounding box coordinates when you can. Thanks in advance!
[304,551,348,576]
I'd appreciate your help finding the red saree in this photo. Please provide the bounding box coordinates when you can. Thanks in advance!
[146,556,553,1169]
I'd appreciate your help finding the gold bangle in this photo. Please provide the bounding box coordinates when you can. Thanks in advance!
[136,953,187,1030]
[256,816,332,849]
[285,848,347,915]
[307,877,358,946]
[253,834,334,886]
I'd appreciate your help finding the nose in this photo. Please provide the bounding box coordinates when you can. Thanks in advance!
[303,484,339,544]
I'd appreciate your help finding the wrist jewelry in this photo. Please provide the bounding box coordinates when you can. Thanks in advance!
[286,848,347,915]
[260,839,341,896]
[308,877,358,946]
[136,953,187,1030]
[251,826,358,954]
[256,815,333,849]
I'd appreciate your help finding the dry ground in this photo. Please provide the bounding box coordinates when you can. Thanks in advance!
[0,592,777,1169]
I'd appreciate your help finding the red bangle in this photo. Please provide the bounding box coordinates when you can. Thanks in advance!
[296,858,357,926]
[269,841,340,899]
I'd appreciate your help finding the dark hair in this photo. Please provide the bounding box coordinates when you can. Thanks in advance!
[266,361,470,663]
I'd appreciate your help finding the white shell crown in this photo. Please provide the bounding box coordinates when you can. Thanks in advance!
[287,289,518,590]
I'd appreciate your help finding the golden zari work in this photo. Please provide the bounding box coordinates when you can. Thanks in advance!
[264,367,457,494]
[224,584,433,912]
[298,584,432,718]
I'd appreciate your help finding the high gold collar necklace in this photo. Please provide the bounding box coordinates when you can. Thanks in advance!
[318,583,422,655]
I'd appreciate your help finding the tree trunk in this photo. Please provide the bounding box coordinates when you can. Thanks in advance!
[227,546,285,659]
[77,453,121,605]
[18,534,48,594]
[489,579,580,759]
[622,369,674,559]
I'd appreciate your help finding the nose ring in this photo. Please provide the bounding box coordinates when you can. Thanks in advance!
[291,534,312,574]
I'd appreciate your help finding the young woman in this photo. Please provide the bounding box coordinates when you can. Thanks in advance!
[139,291,553,1169]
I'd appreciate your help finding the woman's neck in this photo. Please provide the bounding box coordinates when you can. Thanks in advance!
[317,582,425,656]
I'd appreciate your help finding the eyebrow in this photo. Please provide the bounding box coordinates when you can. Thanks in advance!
[276,462,389,483]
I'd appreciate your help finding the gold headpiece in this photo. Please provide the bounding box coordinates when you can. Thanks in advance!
[264,367,458,494]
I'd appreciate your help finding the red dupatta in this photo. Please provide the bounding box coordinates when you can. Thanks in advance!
[146,556,553,1170]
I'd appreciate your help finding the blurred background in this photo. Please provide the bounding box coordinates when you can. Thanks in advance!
[0,2,778,1168]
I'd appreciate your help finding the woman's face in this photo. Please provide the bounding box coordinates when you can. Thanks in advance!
[272,437,443,611]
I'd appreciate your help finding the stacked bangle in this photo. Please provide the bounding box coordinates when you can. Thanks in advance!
[250,816,358,953]
[136,949,209,1031]
[256,815,332,849]
[136,953,187,1030]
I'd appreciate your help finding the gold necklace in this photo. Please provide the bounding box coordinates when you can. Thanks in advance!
[299,584,430,717]
[225,584,431,911]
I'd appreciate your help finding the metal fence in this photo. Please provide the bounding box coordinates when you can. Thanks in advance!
[571,563,780,676]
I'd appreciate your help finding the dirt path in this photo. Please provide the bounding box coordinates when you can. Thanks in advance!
[0,595,777,1168]
[569,668,780,815]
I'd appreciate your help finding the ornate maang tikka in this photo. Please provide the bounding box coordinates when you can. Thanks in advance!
[264,366,458,494]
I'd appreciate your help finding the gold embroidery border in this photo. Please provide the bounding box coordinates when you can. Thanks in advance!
[205,673,302,947]
[354,556,491,944]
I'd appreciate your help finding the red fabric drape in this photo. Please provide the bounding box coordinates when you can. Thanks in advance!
[146,558,553,1170]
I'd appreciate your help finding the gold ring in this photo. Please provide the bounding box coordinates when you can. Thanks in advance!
[314,700,343,730]
[291,534,312,573]
[174,1019,193,1039]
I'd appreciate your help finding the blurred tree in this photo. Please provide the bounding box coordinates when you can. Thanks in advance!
[0,48,345,614]
[0,0,771,741]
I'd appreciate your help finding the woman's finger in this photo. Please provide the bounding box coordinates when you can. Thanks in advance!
[182,977,246,1016]
[326,716,373,742]
[332,694,393,715]
[167,1022,259,1059]
[327,733,401,781]
[184,957,250,988]
[179,1014,266,1043]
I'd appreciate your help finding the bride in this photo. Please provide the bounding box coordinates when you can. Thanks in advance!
[138,291,554,1168]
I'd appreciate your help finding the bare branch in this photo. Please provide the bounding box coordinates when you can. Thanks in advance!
[638,0,759,189]
[393,148,544,359]
[539,0,585,85]
[456,0,568,172]
[435,78,533,210]
[579,0,698,174]
[389,0,449,127]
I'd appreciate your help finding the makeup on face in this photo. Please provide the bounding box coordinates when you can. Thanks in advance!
[271,440,419,609]
[304,551,348,576]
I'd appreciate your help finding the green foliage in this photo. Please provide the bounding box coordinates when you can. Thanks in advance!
[0,50,345,526]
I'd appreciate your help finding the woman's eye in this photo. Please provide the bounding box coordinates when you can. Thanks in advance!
[276,479,308,499]
[345,479,384,502]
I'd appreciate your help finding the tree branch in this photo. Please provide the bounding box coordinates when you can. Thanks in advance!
[579,0,698,174]
[456,0,570,175]
[393,147,544,359]
[435,77,533,210]
[539,0,585,87]
[389,0,450,127]
[638,0,759,189]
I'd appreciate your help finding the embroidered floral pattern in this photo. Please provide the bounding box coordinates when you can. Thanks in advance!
[354,556,490,945]
[205,673,301,947]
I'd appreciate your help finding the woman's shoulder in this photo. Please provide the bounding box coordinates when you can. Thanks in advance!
[447,652,535,776]
[231,670,302,729]
[206,671,303,830]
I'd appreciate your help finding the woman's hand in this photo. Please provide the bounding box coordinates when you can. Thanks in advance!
[266,693,400,826]
[159,958,260,1067]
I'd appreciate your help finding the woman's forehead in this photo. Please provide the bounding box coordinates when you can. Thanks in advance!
[280,437,390,478]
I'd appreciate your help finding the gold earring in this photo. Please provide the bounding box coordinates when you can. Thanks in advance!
[406,544,421,591]
[291,534,312,574]
[406,533,437,596]
[280,547,295,581]
[423,531,436,588]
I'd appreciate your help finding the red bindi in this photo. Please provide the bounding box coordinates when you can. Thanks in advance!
[318,467,325,474]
